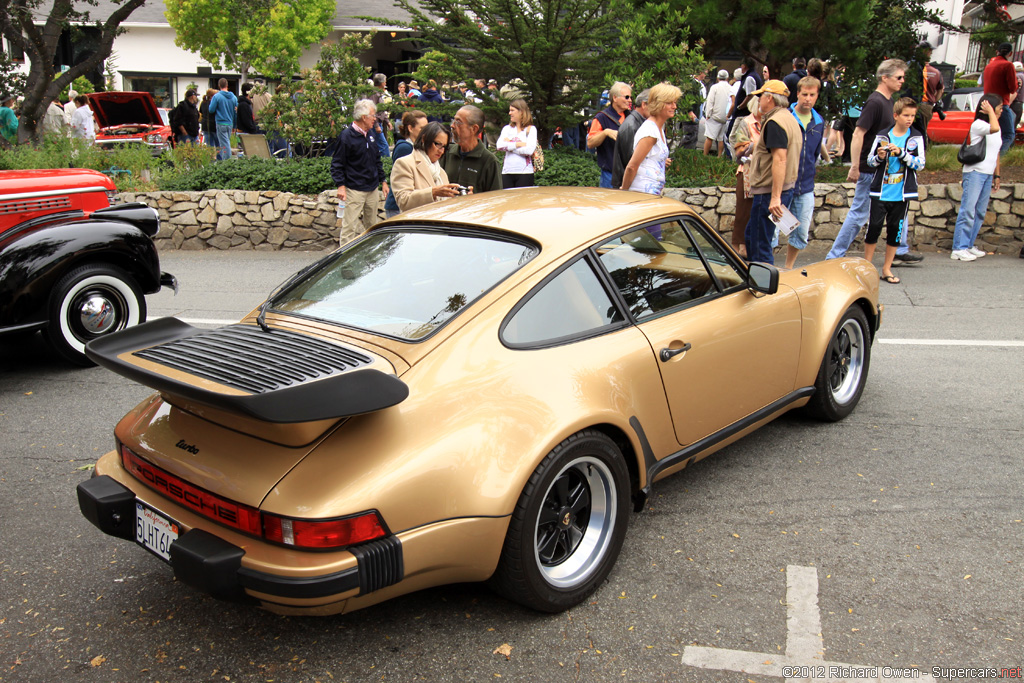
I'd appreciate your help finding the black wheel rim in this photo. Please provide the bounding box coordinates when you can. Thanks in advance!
[533,456,616,588]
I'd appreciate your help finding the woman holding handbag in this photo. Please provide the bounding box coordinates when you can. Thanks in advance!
[951,94,1002,262]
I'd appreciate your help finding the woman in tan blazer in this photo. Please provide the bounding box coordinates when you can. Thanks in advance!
[391,122,462,211]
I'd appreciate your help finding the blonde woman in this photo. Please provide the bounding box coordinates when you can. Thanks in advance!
[390,122,462,211]
[621,82,681,197]
[496,99,538,187]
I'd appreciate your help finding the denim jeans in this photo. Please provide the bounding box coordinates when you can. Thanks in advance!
[826,172,911,258]
[215,124,232,161]
[999,105,1015,155]
[599,169,613,189]
[772,190,813,250]
[952,171,994,251]
[747,189,794,264]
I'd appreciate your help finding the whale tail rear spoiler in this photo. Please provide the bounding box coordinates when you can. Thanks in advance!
[86,317,409,424]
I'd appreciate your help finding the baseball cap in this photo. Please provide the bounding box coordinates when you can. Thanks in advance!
[185,89,198,98]
[751,79,790,97]
[487,78,497,85]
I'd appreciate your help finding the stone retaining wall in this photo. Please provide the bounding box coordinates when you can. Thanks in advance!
[121,184,1024,255]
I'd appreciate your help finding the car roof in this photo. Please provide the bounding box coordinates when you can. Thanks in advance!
[379,187,694,251]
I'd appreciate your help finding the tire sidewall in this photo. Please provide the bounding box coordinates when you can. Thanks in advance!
[46,265,145,364]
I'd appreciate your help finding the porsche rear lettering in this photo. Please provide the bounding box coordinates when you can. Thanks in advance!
[130,462,237,524]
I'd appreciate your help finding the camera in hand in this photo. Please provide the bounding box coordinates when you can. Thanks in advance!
[456,185,469,195]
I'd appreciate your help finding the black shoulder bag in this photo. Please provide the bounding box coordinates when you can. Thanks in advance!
[957,131,986,165]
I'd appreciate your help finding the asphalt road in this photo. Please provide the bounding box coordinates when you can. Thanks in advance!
[2,248,1022,683]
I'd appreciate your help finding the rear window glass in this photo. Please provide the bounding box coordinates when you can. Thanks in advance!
[272,229,538,340]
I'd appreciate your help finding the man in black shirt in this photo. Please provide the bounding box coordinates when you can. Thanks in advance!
[827,58,923,262]
[169,89,200,145]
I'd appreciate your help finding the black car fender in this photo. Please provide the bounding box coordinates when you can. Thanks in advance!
[0,206,163,331]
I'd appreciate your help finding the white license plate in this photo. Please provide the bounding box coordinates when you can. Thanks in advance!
[135,502,179,562]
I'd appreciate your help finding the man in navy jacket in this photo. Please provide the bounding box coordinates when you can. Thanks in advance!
[331,99,389,243]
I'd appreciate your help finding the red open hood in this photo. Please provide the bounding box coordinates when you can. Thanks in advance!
[87,91,163,128]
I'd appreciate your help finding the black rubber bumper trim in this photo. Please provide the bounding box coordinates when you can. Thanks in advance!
[77,476,397,602]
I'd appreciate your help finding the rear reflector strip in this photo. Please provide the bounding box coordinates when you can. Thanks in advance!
[120,445,262,536]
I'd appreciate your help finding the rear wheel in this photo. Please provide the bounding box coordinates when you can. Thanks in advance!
[490,430,630,612]
[43,264,146,366]
[805,305,870,421]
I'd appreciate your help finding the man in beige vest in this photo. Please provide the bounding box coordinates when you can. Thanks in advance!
[746,80,802,263]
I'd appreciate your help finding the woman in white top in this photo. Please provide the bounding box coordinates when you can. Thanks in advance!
[496,99,538,188]
[951,94,1002,262]
[390,122,462,211]
[70,95,95,141]
[622,82,681,198]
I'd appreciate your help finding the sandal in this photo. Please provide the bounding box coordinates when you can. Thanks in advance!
[880,274,901,284]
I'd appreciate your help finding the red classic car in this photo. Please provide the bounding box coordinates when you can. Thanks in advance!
[88,91,173,155]
[0,169,176,364]
[927,87,1024,145]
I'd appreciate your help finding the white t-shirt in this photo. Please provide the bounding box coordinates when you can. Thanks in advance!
[964,119,1000,175]
[70,105,95,140]
[628,119,669,196]
[497,124,537,174]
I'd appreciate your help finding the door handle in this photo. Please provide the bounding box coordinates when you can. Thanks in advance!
[659,342,691,362]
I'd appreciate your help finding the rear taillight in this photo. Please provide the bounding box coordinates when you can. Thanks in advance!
[104,190,117,205]
[263,512,387,549]
[120,444,388,550]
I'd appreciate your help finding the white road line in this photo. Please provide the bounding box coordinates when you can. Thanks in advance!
[681,565,938,682]
[786,565,823,660]
[878,338,1024,347]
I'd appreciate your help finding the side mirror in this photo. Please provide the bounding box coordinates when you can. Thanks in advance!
[747,262,779,295]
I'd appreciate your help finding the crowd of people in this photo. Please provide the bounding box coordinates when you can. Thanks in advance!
[3,51,1022,263]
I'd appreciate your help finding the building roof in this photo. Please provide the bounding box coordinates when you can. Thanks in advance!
[84,0,413,29]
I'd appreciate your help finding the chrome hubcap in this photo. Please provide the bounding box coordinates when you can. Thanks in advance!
[78,295,118,334]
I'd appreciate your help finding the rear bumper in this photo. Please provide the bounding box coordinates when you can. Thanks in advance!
[77,475,403,604]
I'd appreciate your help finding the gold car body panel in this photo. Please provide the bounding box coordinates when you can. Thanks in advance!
[82,188,881,614]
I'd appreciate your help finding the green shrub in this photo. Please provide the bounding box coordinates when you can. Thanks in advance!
[160,156,335,194]
[954,78,979,90]
[533,147,601,187]
[666,148,736,188]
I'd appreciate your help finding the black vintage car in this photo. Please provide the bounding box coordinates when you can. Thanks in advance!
[0,169,176,365]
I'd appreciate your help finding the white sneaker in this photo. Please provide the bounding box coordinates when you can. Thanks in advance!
[967,246,986,258]
[950,249,977,261]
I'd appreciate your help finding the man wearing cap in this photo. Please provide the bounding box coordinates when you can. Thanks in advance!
[704,70,732,156]
[983,42,1018,154]
[0,93,18,146]
[170,89,200,145]
[745,80,802,264]
[827,59,923,263]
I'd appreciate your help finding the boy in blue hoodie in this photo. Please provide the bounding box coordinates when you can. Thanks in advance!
[866,97,926,284]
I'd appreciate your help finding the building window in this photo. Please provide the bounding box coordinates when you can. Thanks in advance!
[4,36,25,62]
[126,76,175,108]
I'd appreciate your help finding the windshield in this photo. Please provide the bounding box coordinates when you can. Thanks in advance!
[272,229,538,340]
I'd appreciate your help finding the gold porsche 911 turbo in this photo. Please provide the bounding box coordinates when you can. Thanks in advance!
[78,187,881,615]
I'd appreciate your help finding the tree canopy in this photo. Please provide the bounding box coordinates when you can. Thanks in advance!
[375,0,625,141]
[165,0,336,82]
[0,0,147,143]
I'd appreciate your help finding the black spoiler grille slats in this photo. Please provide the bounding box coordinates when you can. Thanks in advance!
[85,318,409,423]
[134,325,373,394]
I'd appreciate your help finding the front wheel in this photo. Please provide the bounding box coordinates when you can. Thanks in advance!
[805,305,871,421]
[43,264,146,366]
[490,430,630,612]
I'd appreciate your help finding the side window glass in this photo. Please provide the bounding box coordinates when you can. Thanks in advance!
[503,259,622,345]
[596,220,718,320]
[682,217,746,289]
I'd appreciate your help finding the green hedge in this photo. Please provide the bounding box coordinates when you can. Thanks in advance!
[160,156,336,194]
